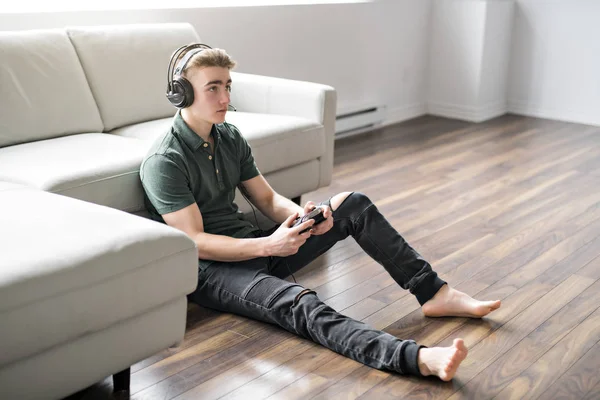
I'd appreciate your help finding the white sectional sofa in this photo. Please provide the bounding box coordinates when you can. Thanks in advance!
[0,23,336,399]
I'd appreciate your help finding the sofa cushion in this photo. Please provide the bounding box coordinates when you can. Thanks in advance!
[0,29,104,148]
[0,134,151,212]
[66,23,198,131]
[112,112,325,175]
[226,112,325,174]
[0,188,198,368]
[110,117,175,141]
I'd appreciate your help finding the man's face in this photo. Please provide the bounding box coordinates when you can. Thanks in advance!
[186,66,232,124]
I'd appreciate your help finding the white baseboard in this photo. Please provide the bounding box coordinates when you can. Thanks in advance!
[508,101,600,127]
[427,100,507,122]
[344,100,600,130]
[382,103,427,126]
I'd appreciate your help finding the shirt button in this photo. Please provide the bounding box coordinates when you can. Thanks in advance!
[216,169,219,174]
[208,155,213,160]
[203,143,208,148]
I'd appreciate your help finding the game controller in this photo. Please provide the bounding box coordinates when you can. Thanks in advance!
[292,206,326,233]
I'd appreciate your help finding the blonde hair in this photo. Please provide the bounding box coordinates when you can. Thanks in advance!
[180,47,236,77]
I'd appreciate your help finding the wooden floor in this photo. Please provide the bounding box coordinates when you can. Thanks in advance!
[75,114,600,400]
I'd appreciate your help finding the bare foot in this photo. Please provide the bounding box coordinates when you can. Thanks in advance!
[418,339,468,381]
[422,284,501,318]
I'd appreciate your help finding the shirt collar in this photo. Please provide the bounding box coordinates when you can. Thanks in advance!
[173,111,220,151]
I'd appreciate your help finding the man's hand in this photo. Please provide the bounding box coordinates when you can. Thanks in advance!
[302,201,333,236]
[265,213,314,257]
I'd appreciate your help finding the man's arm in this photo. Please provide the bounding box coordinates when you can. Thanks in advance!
[162,201,313,261]
[162,202,266,261]
[240,174,304,224]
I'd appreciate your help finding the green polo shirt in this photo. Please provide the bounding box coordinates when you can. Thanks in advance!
[140,112,261,242]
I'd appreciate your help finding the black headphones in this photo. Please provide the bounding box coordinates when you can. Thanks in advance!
[166,43,213,109]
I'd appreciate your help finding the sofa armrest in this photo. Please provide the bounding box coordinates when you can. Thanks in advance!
[230,72,337,187]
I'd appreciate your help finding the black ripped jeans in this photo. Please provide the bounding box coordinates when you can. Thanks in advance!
[188,192,446,376]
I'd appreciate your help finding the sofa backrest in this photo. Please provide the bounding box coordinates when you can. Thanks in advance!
[0,29,104,148]
[66,23,199,132]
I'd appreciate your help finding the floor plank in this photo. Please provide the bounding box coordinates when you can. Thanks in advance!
[266,355,363,400]
[494,305,600,400]
[538,340,600,400]
[450,278,600,399]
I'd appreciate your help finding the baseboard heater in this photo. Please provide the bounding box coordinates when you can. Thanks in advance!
[335,105,386,139]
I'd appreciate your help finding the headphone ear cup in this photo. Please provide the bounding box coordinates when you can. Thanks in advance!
[178,77,195,108]
[167,77,195,108]
[166,79,185,108]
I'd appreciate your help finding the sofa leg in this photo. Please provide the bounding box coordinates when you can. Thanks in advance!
[113,367,130,393]
[291,196,301,205]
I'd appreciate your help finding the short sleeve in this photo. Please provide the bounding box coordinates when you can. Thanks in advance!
[140,154,196,214]
[232,125,260,181]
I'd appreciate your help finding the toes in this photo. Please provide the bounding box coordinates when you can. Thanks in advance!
[480,300,501,316]
[453,338,465,349]
[476,303,498,317]
[485,300,501,309]
[452,340,469,361]
[441,362,456,381]
[439,369,452,382]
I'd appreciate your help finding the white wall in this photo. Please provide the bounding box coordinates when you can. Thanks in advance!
[2,1,599,128]
[369,0,432,124]
[479,1,514,113]
[427,0,514,123]
[427,1,488,119]
[508,0,600,126]
[0,0,433,125]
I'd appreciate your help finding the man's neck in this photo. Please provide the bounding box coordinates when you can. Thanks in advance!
[181,109,213,142]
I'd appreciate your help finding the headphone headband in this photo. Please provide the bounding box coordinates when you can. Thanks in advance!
[173,44,212,77]
[167,43,212,93]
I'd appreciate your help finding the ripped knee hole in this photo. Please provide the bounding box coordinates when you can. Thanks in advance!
[293,288,316,307]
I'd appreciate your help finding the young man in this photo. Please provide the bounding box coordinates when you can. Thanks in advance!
[140,44,501,381]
